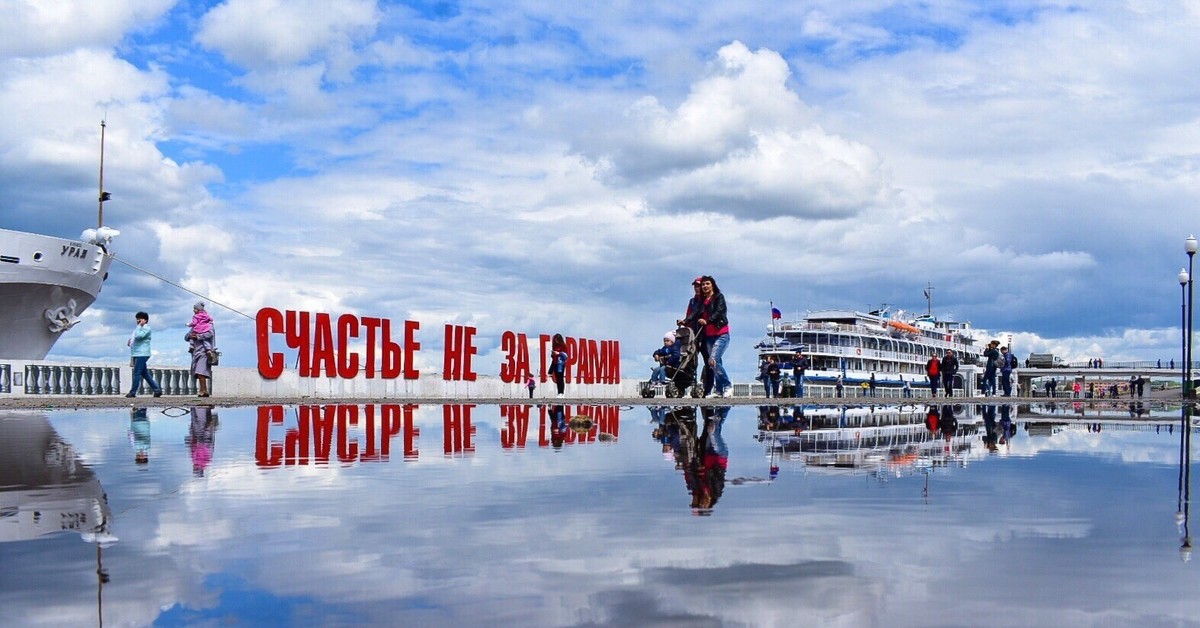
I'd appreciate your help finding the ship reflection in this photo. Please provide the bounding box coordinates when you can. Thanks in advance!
[0,410,115,546]
[0,409,117,626]
[754,403,995,478]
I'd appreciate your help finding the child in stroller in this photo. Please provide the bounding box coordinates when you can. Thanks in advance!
[641,326,703,398]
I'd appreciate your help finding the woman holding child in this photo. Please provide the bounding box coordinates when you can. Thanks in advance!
[186,301,216,397]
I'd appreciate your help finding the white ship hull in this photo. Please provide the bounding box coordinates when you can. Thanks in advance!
[0,228,113,360]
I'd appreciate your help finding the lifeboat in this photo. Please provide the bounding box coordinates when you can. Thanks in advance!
[887,320,921,334]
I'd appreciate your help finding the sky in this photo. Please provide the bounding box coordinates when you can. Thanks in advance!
[3,0,1200,380]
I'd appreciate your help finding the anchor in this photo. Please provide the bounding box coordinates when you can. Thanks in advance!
[45,299,80,333]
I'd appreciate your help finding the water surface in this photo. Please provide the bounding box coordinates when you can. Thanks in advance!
[1,402,1198,627]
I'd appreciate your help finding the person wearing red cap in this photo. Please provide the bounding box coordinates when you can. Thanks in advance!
[678,277,714,395]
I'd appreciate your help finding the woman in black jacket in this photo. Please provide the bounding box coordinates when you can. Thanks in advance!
[684,276,732,398]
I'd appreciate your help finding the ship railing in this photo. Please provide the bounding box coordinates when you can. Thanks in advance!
[767,340,976,365]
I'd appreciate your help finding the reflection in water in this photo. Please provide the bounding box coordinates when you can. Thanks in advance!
[253,404,620,466]
[129,408,151,465]
[755,404,983,477]
[0,411,116,626]
[651,406,730,514]
[0,411,114,545]
[1179,404,1194,562]
[186,407,219,477]
[7,403,1200,625]
[255,404,421,466]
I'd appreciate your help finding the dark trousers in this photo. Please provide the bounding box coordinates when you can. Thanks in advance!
[941,373,954,397]
[129,356,161,395]
[699,338,713,395]
[928,375,939,397]
[1001,371,1013,396]
[553,371,565,394]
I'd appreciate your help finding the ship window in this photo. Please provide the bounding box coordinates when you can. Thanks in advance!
[33,251,43,262]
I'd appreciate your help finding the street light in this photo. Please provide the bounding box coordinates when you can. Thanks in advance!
[1184,268,1191,401]
[1188,236,1198,398]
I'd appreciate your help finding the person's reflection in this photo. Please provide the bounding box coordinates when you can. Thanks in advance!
[756,405,782,430]
[939,405,958,441]
[999,404,1015,448]
[925,405,939,435]
[658,406,719,512]
[686,406,729,514]
[981,404,998,452]
[129,407,151,465]
[548,404,567,449]
[649,405,668,451]
[790,404,809,432]
[186,406,219,477]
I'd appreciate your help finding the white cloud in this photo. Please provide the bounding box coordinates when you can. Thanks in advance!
[196,0,379,70]
[572,41,887,220]
[0,0,174,57]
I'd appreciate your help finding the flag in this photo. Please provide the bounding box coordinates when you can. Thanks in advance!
[771,307,782,320]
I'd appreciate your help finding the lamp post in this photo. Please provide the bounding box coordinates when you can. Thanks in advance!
[1184,268,1191,401]
[1188,235,1197,399]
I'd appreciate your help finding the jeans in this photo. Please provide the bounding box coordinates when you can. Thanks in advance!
[651,365,667,383]
[983,370,996,395]
[941,374,955,397]
[706,419,728,457]
[129,356,161,395]
[1001,371,1013,396]
[928,375,939,397]
[794,373,805,397]
[706,333,731,393]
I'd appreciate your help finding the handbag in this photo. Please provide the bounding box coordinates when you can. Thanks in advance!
[205,324,219,366]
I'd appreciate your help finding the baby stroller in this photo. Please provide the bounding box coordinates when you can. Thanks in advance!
[667,325,703,398]
[639,325,704,399]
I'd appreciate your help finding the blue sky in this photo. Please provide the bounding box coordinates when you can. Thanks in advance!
[2,0,1199,379]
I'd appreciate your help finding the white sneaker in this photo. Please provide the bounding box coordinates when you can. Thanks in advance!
[722,389,734,398]
[705,392,721,399]
[556,394,564,399]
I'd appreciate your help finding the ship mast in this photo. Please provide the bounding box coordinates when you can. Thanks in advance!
[97,120,109,228]
[923,282,935,317]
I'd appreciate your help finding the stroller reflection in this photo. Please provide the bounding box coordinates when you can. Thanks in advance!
[639,326,704,399]
[654,405,729,513]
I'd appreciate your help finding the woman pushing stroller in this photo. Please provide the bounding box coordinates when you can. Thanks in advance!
[679,275,732,399]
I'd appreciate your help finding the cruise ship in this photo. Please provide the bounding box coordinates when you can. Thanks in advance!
[754,304,986,393]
